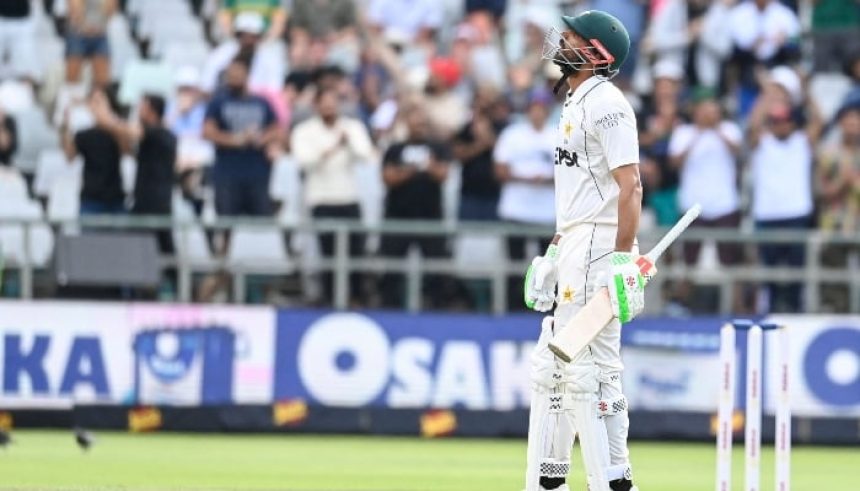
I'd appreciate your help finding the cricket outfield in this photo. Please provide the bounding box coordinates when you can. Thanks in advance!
[0,430,855,490]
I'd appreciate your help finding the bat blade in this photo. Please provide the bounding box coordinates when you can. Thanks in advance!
[547,288,614,363]
[547,205,702,363]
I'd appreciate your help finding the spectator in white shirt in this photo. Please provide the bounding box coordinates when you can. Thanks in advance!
[367,0,443,46]
[728,0,801,117]
[748,100,821,313]
[201,12,286,95]
[291,86,376,306]
[669,91,743,266]
[494,87,555,309]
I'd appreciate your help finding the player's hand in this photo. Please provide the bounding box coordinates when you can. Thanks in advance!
[604,252,657,323]
[524,243,559,312]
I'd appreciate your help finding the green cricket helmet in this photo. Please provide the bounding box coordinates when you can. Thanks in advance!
[545,10,630,80]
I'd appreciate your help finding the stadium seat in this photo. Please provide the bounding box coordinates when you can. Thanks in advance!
[172,191,213,264]
[119,61,174,105]
[0,168,30,202]
[269,156,303,227]
[12,108,60,176]
[0,197,55,268]
[162,42,211,72]
[227,226,294,272]
[108,15,142,82]
[121,155,137,195]
[453,233,505,279]
[33,149,80,199]
[47,175,81,222]
[148,19,206,58]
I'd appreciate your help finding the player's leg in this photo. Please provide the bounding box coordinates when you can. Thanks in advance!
[585,225,638,490]
[525,316,574,491]
[560,354,611,491]
[597,370,637,490]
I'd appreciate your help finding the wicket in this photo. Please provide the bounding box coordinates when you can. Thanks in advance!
[716,320,791,491]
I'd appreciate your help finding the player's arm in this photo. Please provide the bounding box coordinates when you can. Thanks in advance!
[611,164,642,252]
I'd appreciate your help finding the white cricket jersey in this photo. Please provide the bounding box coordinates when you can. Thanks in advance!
[554,76,640,232]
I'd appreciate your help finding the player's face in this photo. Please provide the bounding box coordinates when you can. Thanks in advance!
[559,30,585,62]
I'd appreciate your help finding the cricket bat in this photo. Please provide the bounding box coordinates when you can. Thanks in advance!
[547,204,702,363]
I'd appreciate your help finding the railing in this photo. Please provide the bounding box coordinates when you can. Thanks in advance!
[2,215,859,315]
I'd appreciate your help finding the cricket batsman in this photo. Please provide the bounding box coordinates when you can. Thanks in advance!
[522,10,648,491]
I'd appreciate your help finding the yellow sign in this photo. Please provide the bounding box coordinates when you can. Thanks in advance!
[0,412,12,431]
[273,400,309,427]
[420,410,457,438]
[128,407,162,433]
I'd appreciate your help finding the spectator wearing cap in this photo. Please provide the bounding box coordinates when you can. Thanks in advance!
[378,107,452,309]
[728,0,801,117]
[291,86,376,306]
[494,88,555,308]
[0,106,17,168]
[65,0,116,88]
[0,0,41,82]
[203,57,280,222]
[424,57,469,139]
[218,0,287,42]
[811,0,860,73]
[748,99,821,313]
[61,89,125,215]
[669,90,743,266]
[638,60,684,226]
[202,11,286,95]
[453,86,508,222]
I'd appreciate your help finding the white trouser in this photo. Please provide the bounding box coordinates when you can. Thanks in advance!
[525,318,611,491]
[555,223,636,480]
[0,17,41,81]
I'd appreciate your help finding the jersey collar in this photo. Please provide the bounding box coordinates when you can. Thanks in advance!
[568,76,603,104]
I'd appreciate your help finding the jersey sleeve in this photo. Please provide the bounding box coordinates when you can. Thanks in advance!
[590,96,639,170]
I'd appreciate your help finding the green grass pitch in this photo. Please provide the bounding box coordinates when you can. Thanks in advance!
[0,430,856,490]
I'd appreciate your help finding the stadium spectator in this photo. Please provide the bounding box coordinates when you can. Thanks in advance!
[203,57,280,221]
[817,102,860,234]
[451,21,507,90]
[92,93,176,251]
[288,0,359,70]
[728,0,801,116]
[423,57,469,139]
[378,106,451,308]
[167,67,212,214]
[65,0,116,88]
[218,0,287,41]
[669,90,743,266]
[0,0,40,82]
[494,88,555,309]
[748,97,821,313]
[367,0,443,46]
[692,0,734,92]
[639,60,684,226]
[453,86,507,221]
[810,0,860,73]
[588,0,648,80]
[291,86,376,306]
[641,0,692,71]
[62,89,125,215]
[0,107,17,167]
[202,11,286,94]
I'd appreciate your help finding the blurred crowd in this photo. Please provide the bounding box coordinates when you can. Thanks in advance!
[0,0,859,314]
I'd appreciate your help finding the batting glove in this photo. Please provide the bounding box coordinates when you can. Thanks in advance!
[604,252,657,323]
[524,243,559,312]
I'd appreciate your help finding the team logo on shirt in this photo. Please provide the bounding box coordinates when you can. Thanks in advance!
[555,147,579,168]
[560,285,575,304]
[593,112,626,130]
